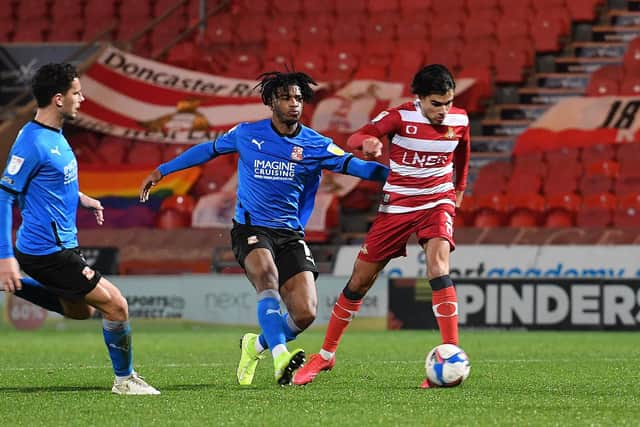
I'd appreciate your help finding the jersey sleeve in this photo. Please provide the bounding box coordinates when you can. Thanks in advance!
[1,137,44,194]
[347,109,401,149]
[453,125,471,191]
[212,123,243,154]
[316,139,354,173]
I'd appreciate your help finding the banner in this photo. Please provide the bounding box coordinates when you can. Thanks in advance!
[76,45,476,144]
[514,96,640,154]
[78,163,200,198]
[334,245,640,279]
[389,278,640,330]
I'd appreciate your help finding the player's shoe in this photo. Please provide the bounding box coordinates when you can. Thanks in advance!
[274,348,306,386]
[111,372,160,395]
[237,333,265,385]
[420,378,436,389]
[293,353,336,385]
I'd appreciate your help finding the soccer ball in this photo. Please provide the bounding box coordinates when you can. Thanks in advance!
[425,344,471,387]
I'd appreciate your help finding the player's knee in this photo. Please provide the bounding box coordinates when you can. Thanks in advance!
[347,274,374,295]
[103,295,128,321]
[294,306,316,330]
[64,304,95,320]
[428,263,449,279]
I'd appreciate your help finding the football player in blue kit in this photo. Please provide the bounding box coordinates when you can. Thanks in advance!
[0,63,159,395]
[139,71,389,386]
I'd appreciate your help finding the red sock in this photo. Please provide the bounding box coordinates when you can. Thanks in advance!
[432,286,459,345]
[322,293,363,353]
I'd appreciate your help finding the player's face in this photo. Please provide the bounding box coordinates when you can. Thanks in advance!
[59,78,85,121]
[271,85,303,126]
[419,90,454,125]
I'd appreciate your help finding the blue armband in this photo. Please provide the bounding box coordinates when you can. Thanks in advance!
[345,157,389,182]
[157,142,216,177]
[0,186,16,258]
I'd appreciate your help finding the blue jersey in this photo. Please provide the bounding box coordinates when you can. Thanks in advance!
[212,119,352,231]
[0,120,79,255]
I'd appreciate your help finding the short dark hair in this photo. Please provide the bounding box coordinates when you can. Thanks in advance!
[31,63,78,108]
[411,64,456,97]
[254,71,316,105]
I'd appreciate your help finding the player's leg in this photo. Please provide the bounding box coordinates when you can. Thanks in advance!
[13,277,65,315]
[84,276,160,395]
[242,248,305,385]
[295,213,409,385]
[424,237,458,346]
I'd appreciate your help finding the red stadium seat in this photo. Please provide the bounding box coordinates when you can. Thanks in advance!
[565,0,601,22]
[613,193,640,227]
[507,193,545,227]
[160,195,196,217]
[529,15,564,52]
[97,136,131,165]
[494,45,529,83]
[498,0,533,20]
[335,0,366,16]
[296,19,330,45]
[585,65,623,96]
[620,74,640,96]
[623,37,640,75]
[545,147,581,167]
[576,192,615,227]
[302,0,337,15]
[399,0,432,16]
[367,0,399,14]
[544,192,582,227]
[365,13,397,42]
[581,143,616,164]
[272,0,303,15]
[473,193,508,227]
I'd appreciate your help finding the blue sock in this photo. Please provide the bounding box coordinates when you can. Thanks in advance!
[15,277,64,315]
[102,320,133,377]
[256,289,286,351]
[258,313,302,349]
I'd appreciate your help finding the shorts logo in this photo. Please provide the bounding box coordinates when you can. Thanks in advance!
[81,266,96,281]
[444,212,453,236]
[360,244,368,255]
[7,155,24,175]
[1,175,14,185]
[291,146,304,161]
[247,235,259,245]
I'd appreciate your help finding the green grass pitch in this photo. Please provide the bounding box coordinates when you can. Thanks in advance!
[1,319,639,426]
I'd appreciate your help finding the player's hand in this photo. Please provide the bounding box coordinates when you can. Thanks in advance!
[362,137,383,159]
[139,169,163,203]
[0,257,22,292]
[455,190,465,208]
[79,192,104,225]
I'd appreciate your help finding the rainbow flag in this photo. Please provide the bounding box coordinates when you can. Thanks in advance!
[78,164,201,198]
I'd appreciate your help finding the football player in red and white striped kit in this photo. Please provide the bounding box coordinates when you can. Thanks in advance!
[294,65,470,388]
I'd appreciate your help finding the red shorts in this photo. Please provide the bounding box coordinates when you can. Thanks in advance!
[358,204,456,263]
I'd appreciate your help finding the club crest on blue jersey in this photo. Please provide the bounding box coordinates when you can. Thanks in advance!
[291,146,304,161]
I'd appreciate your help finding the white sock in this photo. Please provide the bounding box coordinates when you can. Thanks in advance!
[255,338,265,353]
[319,349,334,361]
[272,344,288,359]
[115,371,134,383]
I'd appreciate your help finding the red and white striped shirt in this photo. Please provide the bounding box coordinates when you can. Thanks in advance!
[348,100,470,214]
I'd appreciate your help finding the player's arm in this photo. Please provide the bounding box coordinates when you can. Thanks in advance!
[78,191,104,225]
[453,126,471,208]
[140,126,239,202]
[321,142,389,183]
[0,187,21,292]
[347,110,399,158]
[0,145,41,292]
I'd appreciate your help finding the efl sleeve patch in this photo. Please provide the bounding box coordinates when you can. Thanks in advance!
[327,143,345,156]
[6,155,25,175]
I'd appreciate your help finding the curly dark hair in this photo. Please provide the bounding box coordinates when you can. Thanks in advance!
[254,71,317,105]
[411,64,456,97]
[31,63,78,108]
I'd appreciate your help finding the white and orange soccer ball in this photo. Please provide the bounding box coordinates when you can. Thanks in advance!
[425,344,471,387]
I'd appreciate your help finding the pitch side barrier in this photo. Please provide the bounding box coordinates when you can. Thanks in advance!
[389,278,640,331]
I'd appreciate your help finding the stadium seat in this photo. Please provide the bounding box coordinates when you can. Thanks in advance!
[545,147,581,167]
[615,143,640,165]
[155,207,191,229]
[399,0,432,16]
[97,136,131,165]
[544,192,582,227]
[272,0,303,15]
[576,192,615,228]
[507,193,545,227]
[529,15,564,52]
[473,193,507,227]
[581,143,616,164]
[623,37,640,75]
[565,0,601,21]
[613,193,640,227]
[335,0,366,16]
[296,19,330,45]
[302,0,337,15]
[494,45,529,83]
[619,75,640,96]
[585,65,623,96]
